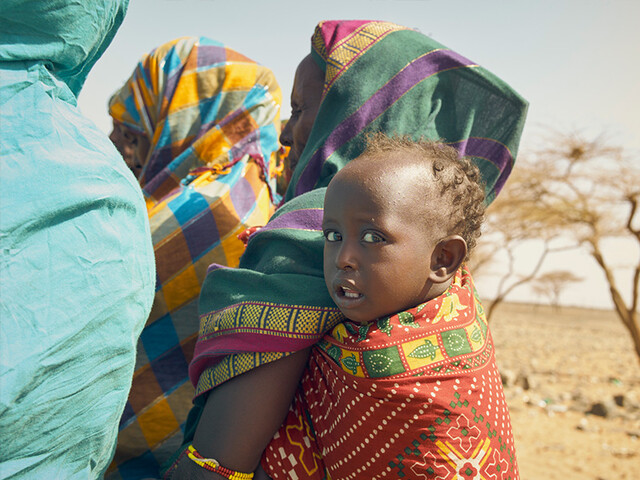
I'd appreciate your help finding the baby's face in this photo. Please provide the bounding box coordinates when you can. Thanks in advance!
[322,160,445,323]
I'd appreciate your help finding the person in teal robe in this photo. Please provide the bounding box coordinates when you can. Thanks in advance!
[0,1,155,478]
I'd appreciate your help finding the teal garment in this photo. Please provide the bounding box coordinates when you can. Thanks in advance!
[0,1,156,479]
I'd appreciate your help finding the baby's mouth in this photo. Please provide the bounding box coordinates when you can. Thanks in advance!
[341,287,362,299]
[336,285,364,301]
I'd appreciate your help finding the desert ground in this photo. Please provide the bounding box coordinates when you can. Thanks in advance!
[488,302,640,479]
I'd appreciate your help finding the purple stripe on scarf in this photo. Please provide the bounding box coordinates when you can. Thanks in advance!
[145,147,174,181]
[229,176,256,218]
[196,120,218,139]
[138,65,156,130]
[143,167,171,196]
[197,331,321,354]
[231,132,262,159]
[255,208,324,236]
[206,263,231,274]
[218,105,248,127]
[164,67,183,103]
[295,49,476,197]
[182,209,220,260]
[451,137,514,194]
[197,45,227,68]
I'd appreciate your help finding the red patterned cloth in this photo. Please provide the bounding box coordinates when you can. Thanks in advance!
[263,267,519,479]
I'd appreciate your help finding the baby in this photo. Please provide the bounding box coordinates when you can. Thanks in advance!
[262,134,519,479]
[322,133,484,324]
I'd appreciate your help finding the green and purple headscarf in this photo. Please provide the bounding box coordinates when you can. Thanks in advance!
[288,20,527,204]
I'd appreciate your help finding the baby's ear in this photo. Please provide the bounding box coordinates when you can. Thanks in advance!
[429,235,467,284]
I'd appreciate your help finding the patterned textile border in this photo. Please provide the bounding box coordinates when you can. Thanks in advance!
[194,304,343,396]
[199,303,345,342]
[313,20,410,95]
[317,291,491,379]
[195,351,290,398]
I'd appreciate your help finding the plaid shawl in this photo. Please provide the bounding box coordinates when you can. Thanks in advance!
[106,37,282,479]
[190,19,527,397]
[263,267,519,479]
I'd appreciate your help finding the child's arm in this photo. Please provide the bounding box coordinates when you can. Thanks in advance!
[169,348,310,479]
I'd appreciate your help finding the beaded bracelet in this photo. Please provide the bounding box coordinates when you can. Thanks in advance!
[186,444,254,480]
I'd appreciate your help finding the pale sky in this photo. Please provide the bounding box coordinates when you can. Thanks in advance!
[78,0,640,309]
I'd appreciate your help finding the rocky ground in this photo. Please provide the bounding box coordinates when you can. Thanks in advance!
[489,302,640,479]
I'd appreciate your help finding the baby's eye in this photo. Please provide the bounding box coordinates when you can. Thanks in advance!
[324,230,342,242]
[362,232,384,243]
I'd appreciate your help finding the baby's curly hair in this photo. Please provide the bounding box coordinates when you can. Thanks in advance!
[361,133,486,259]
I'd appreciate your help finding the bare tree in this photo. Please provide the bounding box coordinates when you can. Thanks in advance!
[535,132,640,358]
[531,271,582,311]
[474,131,640,360]
[472,161,579,321]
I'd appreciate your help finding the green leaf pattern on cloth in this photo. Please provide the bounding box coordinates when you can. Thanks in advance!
[470,325,483,343]
[362,346,405,377]
[407,339,440,361]
[377,317,393,337]
[327,344,342,363]
[345,323,358,336]
[357,324,370,342]
[341,354,360,375]
[398,311,420,328]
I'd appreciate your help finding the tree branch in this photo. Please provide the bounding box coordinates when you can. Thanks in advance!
[632,263,639,316]
[627,194,640,240]
[487,240,561,321]
[590,242,631,328]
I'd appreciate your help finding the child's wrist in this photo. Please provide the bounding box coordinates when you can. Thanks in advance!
[186,444,255,480]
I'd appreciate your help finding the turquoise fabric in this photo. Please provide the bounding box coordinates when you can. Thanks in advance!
[0,0,127,96]
[0,1,156,479]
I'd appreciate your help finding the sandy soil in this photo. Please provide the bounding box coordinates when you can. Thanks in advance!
[488,302,640,480]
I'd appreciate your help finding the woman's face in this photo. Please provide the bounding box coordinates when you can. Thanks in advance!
[279,55,324,174]
[109,120,136,168]
[109,121,150,179]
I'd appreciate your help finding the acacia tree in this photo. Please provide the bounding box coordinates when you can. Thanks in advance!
[474,132,640,360]
[531,271,583,311]
[472,158,579,321]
